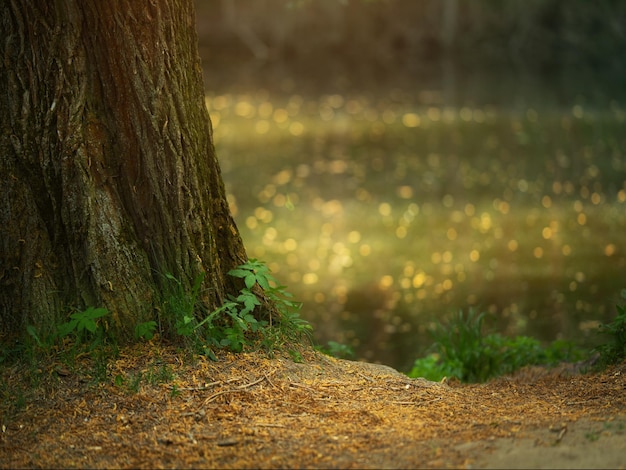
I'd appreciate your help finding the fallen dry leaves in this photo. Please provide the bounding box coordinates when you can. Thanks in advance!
[0,342,624,468]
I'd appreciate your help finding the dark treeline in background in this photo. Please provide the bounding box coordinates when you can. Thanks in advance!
[196,0,626,71]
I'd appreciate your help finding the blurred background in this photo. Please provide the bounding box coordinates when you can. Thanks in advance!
[194,0,626,371]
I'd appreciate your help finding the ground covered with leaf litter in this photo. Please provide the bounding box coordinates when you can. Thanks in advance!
[1,343,625,469]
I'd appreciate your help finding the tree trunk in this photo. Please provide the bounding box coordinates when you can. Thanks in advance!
[0,0,248,340]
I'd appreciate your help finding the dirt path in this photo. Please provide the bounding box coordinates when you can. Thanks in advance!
[471,417,626,469]
[1,344,624,468]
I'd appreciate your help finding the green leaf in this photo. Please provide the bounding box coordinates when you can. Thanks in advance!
[84,307,109,319]
[82,319,98,333]
[57,320,78,338]
[255,274,271,290]
[203,347,218,361]
[228,268,250,279]
[26,325,43,347]
[135,321,157,340]
[243,273,256,289]
[237,292,260,312]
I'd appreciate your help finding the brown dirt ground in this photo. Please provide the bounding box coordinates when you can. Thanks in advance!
[1,343,624,469]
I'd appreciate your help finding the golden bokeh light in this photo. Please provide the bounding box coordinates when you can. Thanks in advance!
[401,113,420,128]
[396,185,413,199]
[283,238,298,251]
[289,121,304,136]
[213,89,626,370]
[379,275,394,288]
[235,100,255,118]
[273,108,288,123]
[378,202,392,217]
[348,231,361,243]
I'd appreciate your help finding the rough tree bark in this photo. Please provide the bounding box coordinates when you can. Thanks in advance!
[0,0,249,339]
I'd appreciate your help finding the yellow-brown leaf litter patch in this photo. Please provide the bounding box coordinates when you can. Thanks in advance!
[1,343,624,468]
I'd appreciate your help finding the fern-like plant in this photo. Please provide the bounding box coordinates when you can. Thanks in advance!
[594,290,626,367]
[160,259,312,357]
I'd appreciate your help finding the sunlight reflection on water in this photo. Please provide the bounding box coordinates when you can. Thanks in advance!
[208,87,626,371]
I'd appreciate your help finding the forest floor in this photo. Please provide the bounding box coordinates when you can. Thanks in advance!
[0,342,624,469]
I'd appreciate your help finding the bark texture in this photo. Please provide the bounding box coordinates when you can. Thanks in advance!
[0,0,247,338]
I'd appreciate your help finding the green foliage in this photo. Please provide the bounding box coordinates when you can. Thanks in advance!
[25,325,45,348]
[0,307,111,367]
[228,259,312,341]
[2,259,310,373]
[0,306,117,391]
[134,321,157,341]
[318,341,354,359]
[407,354,456,382]
[113,362,175,394]
[217,259,312,352]
[594,290,626,367]
[127,372,143,394]
[56,307,110,346]
[161,259,312,356]
[202,295,263,353]
[407,309,585,383]
[161,272,205,339]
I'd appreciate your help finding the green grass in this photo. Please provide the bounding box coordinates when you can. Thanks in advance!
[594,289,626,367]
[406,309,586,382]
[403,290,625,383]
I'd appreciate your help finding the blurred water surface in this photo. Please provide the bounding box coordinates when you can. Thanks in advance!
[204,61,625,371]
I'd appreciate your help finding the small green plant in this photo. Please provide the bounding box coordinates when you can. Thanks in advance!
[26,325,46,349]
[228,259,312,350]
[413,309,494,382]
[201,288,264,352]
[407,309,584,383]
[212,259,312,352]
[161,272,205,338]
[145,363,174,385]
[56,307,110,347]
[160,259,312,356]
[134,321,157,340]
[318,341,355,359]
[114,374,125,387]
[594,290,626,367]
[288,349,304,363]
[128,372,143,393]
[408,353,458,382]
[112,361,175,394]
